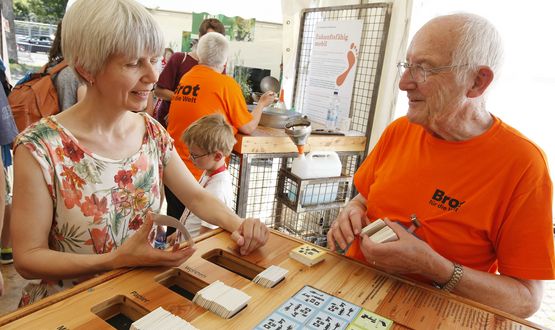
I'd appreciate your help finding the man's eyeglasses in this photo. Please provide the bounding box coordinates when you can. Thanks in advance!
[397,62,466,83]
[189,152,210,160]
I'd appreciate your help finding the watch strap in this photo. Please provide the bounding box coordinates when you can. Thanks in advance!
[434,263,463,292]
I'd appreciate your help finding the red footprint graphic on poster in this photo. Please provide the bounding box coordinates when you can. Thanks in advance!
[336,43,358,86]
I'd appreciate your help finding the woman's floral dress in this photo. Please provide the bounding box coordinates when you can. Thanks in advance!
[14,113,172,306]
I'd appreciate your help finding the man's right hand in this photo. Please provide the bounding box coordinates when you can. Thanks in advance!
[327,194,369,251]
[258,91,276,108]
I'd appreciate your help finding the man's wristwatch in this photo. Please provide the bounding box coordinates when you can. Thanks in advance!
[434,263,463,292]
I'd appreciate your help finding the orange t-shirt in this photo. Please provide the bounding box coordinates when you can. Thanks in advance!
[348,116,555,280]
[166,65,252,179]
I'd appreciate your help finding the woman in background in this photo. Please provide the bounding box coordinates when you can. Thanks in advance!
[154,18,226,128]
[154,18,227,228]
[161,47,174,70]
[47,20,86,111]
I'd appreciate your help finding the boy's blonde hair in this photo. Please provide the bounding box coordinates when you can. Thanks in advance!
[182,114,236,156]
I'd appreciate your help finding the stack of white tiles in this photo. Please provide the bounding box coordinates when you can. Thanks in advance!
[192,281,251,319]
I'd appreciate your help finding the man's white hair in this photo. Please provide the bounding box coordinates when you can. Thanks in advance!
[197,32,229,72]
[451,13,504,82]
[62,0,164,76]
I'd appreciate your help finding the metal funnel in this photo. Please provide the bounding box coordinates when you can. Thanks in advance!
[285,116,312,147]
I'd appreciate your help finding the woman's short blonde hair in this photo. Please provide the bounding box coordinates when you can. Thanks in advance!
[62,0,164,76]
[182,114,237,156]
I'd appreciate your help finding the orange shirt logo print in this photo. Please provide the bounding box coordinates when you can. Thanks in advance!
[429,189,465,212]
[174,84,200,103]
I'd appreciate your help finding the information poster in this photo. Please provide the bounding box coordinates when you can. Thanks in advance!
[302,20,363,126]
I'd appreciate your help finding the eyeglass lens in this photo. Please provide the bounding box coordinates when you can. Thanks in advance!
[398,63,425,83]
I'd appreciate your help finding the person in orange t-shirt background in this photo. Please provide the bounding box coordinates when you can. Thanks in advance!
[327,13,554,318]
[165,32,275,229]
[154,18,226,128]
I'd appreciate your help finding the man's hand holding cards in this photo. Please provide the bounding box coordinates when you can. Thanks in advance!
[361,219,398,243]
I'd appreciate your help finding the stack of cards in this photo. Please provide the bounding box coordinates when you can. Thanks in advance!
[253,265,288,288]
[192,281,251,319]
[361,219,398,243]
[289,244,326,266]
[130,307,197,330]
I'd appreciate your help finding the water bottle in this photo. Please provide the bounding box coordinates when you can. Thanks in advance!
[326,91,339,130]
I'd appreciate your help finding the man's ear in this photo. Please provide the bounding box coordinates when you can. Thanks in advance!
[466,66,494,98]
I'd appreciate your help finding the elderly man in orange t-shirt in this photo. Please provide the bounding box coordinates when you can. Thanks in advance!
[327,13,554,318]
[165,32,275,225]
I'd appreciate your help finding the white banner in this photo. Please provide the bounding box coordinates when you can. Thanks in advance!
[302,19,363,126]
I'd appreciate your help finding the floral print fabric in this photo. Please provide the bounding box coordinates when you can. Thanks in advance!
[15,113,172,306]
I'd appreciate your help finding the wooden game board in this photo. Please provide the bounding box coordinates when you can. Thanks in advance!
[0,230,545,329]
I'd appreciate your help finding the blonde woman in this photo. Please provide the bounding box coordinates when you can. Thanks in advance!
[12,0,268,306]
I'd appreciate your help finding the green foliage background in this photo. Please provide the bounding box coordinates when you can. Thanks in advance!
[14,0,68,23]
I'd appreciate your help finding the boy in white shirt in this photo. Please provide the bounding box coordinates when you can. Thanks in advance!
[169,114,236,239]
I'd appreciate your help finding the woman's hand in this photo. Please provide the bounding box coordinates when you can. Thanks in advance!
[112,214,195,268]
[231,218,269,255]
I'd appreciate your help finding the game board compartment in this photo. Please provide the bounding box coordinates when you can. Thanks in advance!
[202,248,265,280]
[91,294,148,330]
[155,268,208,301]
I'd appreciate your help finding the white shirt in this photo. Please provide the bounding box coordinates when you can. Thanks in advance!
[182,169,234,237]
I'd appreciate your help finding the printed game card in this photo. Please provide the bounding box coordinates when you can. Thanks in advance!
[294,245,325,258]
[289,244,327,266]
[306,311,349,330]
[278,300,317,323]
[255,286,393,330]
[257,313,301,330]
[351,309,393,329]
[324,297,361,321]
[294,286,332,308]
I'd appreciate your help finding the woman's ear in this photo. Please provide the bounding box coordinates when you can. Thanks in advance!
[466,66,494,98]
[74,63,95,85]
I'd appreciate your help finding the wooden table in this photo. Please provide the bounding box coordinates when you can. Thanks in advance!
[0,230,544,329]
[232,126,367,218]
